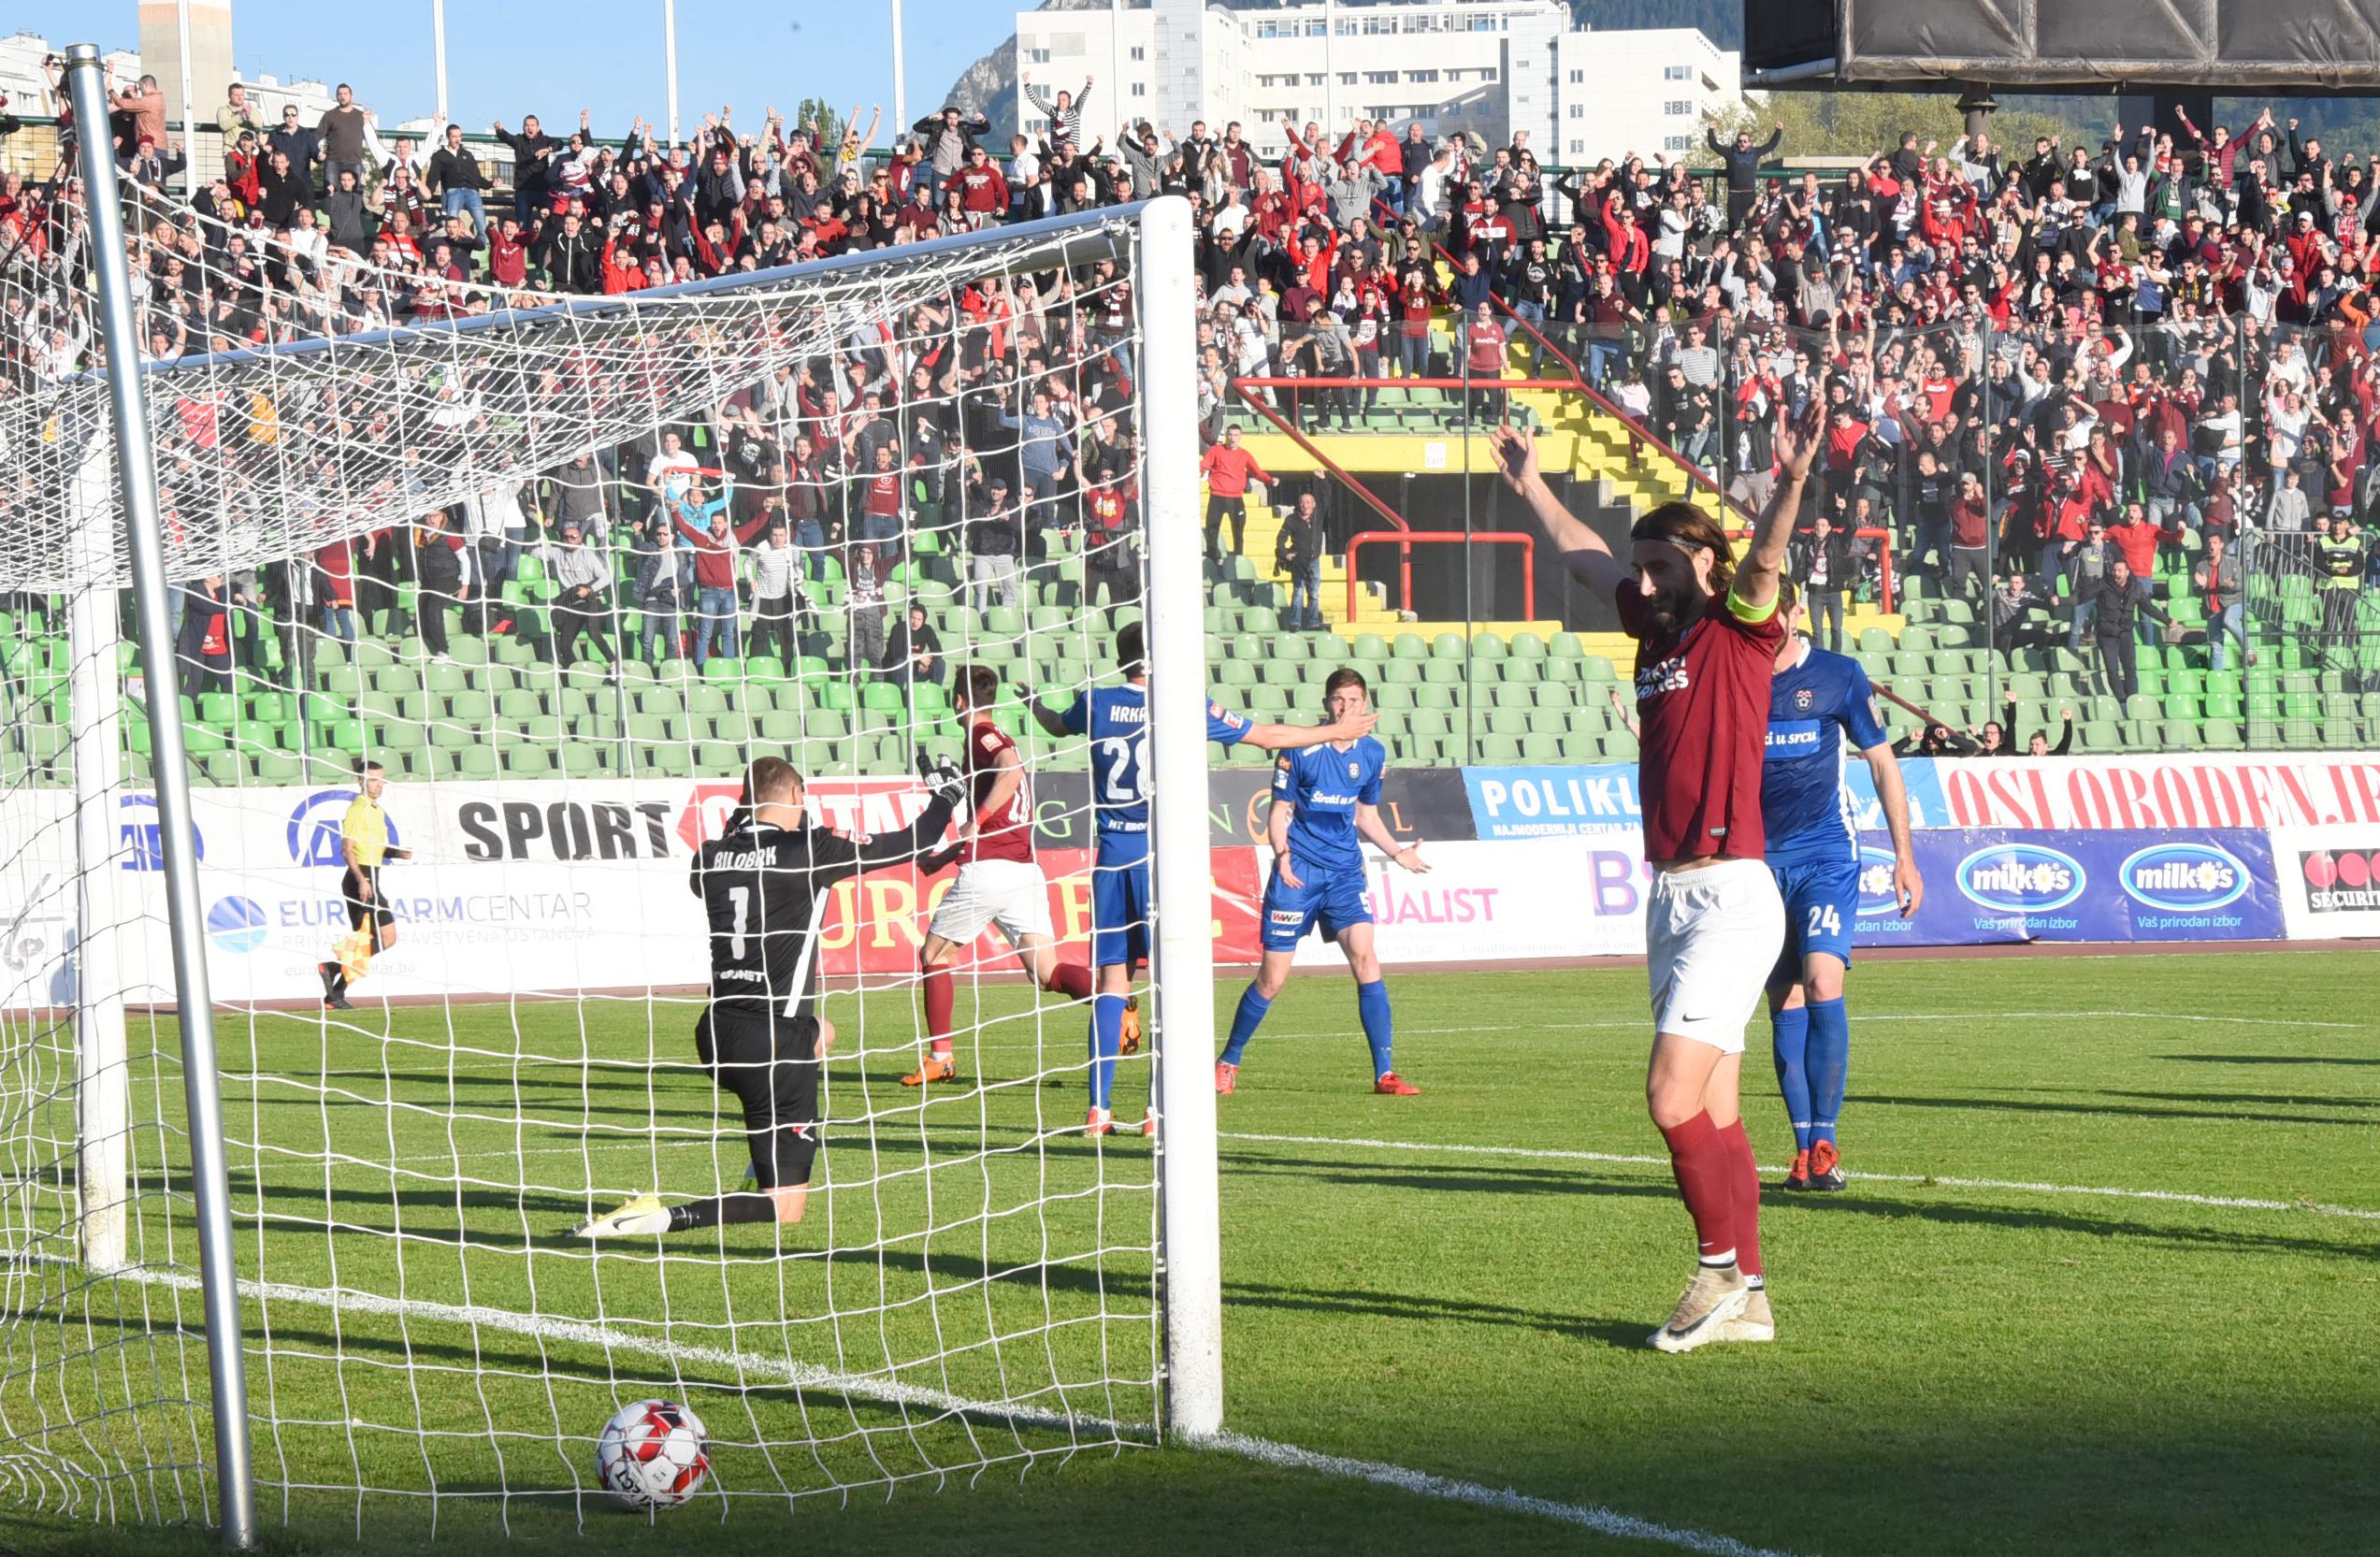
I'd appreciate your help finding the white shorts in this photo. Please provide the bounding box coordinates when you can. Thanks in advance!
[1645,858,1786,1055]
[927,858,1055,946]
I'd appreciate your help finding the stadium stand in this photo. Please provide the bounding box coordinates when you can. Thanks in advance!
[2,72,2376,783]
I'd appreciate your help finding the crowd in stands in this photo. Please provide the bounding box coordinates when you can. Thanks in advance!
[4,58,2377,714]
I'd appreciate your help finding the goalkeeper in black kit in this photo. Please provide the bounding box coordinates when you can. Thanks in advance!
[574,753,965,1238]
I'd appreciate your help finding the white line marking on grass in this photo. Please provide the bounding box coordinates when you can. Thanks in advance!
[61,1260,1797,1557]
[1192,1431,1807,1557]
[1220,1132,2380,1223]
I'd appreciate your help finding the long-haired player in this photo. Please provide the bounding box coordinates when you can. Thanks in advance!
[1494,402,1823,1352]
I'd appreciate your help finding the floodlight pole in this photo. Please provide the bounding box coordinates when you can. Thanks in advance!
[1140,195,1224,1440]
[64,42,259,1552]
[177,0,198,198]
[664,0,681,150]
[432,0,450,130]
[890,0,907,142]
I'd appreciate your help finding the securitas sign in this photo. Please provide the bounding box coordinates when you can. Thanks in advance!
[2299,846,2380,913]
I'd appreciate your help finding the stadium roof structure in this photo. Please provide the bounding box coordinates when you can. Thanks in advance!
[1745,0,2380,94]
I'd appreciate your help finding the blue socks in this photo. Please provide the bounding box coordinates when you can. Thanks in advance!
[1805,997,1850,1146]
[1219,986,1271,1066]
[1770,1002,1813,1152]
[1357,980,1393,1077]
[1090,993,1127,1110]
[1220,980,1396,1076]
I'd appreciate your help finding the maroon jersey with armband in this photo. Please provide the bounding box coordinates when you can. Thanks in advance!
[963,718,1035,864]
[1620,582,1789,863]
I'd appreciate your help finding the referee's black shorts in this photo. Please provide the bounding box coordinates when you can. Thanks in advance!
[342,865,394,930]
[695,1005,823,1190]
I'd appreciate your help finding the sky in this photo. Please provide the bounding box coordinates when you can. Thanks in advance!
[18,0,1002,137]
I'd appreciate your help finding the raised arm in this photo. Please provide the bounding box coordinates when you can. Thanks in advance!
[1489,424,1629,598]
[1238,709,1377,751]
[1732,397,1827,613]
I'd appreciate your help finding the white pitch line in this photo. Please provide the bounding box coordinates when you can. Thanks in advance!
[1193,1431,1805,1557]
[58,1259,1798,1557]
[1219,1132,2380,1224]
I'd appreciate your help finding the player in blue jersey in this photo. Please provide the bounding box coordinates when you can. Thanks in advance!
[1760,586,1923,1192]
[1216,667,1430,1097]
[1031,624,1376,1136]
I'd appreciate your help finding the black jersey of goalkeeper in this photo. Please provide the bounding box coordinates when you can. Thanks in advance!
[689,797,953,1020]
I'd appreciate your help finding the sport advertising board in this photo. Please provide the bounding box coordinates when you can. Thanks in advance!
[2,755,2364,1008]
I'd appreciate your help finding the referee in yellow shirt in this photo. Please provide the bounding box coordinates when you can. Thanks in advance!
[319,759,411,1010]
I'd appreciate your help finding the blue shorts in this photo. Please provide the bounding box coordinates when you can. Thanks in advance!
[1091,854,1150,969]
[1260,859,1373,952]
[1769,855,1857,985]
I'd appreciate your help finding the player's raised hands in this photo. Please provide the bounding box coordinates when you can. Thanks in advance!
[1488,424,1537,491]
[1774,396,1826,481]
[917,752,969,810]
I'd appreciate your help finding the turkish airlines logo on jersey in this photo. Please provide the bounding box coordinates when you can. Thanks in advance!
[1637,655,1689,698]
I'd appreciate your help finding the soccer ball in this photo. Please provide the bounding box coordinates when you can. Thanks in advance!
[594,1398,710,1509]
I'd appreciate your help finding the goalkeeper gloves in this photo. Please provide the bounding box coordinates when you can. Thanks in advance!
[916,751,969,810]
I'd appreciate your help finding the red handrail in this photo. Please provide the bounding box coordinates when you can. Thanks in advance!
[1851,524,1897,616]
[1233,376,1520,389]
[1430,238,1759,535]
[1230,380,1412,533]
[1345,529,1536,620]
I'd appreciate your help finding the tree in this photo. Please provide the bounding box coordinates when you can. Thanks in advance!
[796,98,844,153]
[1696,92,2075,167]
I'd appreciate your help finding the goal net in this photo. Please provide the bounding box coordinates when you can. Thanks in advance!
[0,145,1217,1536]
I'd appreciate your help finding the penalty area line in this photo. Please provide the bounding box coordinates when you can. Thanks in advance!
[45,1258,1805,1557]
[1220,1132,2380,1223]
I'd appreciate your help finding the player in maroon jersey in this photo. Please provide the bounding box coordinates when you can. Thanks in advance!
[1492,398,1824,1352]
[902,664,1096,1087]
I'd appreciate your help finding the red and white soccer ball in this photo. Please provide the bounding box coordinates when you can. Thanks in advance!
[595,1398,710,1510]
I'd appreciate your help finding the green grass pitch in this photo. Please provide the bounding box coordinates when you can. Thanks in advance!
[0,949,2373,1557]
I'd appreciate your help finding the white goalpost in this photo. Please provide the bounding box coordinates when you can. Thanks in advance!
[0,44,1219,1539]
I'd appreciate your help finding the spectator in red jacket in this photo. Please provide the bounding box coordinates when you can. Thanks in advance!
[1199,425,1274,562]
[954,146,1010,229]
